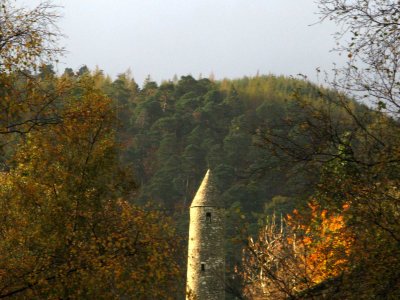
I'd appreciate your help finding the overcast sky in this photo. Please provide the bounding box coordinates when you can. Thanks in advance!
[22,0,343,85]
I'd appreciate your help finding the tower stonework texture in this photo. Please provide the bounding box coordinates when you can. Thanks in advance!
[186,169,225,300]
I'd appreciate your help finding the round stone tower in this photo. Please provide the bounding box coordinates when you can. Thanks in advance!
[186,169,225,300]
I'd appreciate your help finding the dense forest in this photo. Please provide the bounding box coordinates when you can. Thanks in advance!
[109,73,323,222]
[99,71,336,274]
[1,0,400,299]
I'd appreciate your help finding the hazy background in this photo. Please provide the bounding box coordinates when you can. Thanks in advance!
[21,0,343,85]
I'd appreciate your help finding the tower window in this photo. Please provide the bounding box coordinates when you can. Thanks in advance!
[206,212,211,223]
[201,263,205,272]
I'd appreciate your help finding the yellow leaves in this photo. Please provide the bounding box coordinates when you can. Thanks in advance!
[0,78,182,298]
[287,202,354,284]
[0,1,63,74]
[242,201,355,298]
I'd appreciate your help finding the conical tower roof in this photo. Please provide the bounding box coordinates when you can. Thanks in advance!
[191,169,223,207]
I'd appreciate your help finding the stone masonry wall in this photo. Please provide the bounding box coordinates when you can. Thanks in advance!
[186,206,225,300]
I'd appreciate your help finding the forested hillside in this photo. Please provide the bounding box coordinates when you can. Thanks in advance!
[92,70,359,269]
[101,72,329,221]
[2,59,341,297]
[3,0,400,298]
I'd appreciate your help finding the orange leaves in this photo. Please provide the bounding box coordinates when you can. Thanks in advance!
[241,201,354,298]
[287,201,354,284]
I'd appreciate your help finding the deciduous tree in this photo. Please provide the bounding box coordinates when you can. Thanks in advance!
[252,1,400,298]
[0,77,182,299]
[0,0,65,136]
[240,203,353,299]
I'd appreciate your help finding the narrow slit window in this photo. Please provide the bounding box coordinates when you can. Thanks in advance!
[206,212,211,223]
[201,263,205,272]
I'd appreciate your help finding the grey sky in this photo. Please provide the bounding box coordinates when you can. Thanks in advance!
[22,0,343,85]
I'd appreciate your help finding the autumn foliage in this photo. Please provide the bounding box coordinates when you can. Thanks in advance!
[241,202,353,299]
[0,74,182,298]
